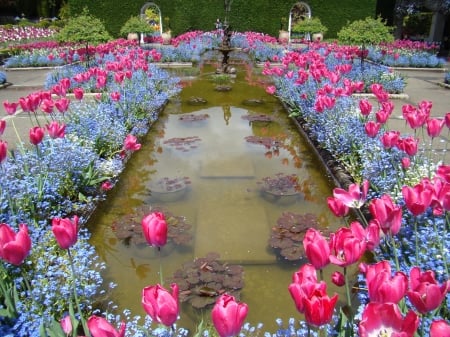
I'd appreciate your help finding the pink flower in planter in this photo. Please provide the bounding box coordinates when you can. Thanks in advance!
[55,97,70,113]
[0,120,6,135]
[327,196,349,217]
[211,293,248,337]
[359,99,372,116]
[0,223,32,266]
[332,180,369,208]
[46,121,66,139]
[329,224,367,267]
[430,319,450,337]
[426,118,445,138]
[73,87,84,100]
[369,194,402,236]
[0,140,7,163]
[87,315,126,337]
[370,83,389,102]
[303,228,330,270]
[364,121,381,138]
[3,100,18,115]
[380,131,400,149]
[358,303,419,337]
[445,112,450,129]
[29,126,45,145]
[51,215,79,250]
[123,134,141,152]
[142,283,179,327]
[402,180,433,216]
[141,211,167,248]
[265,85,276,95]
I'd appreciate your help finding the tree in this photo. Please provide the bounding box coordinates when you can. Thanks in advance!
[393,0,450,38]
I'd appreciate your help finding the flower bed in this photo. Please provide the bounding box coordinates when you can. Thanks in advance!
[1,32,449,336]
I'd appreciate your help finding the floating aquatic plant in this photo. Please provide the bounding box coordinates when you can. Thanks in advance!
[163,136,201,152]
[150,176,191,193]
[241,114,274,122]
[257,172,301,196]
[245,135,282,148]
[178,114,210,122]
[187,96,207,105]
[170,252,244,309]
[269,211,323,261]
[111,206,193,246]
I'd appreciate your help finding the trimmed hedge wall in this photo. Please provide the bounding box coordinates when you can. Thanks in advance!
[67,0,376,39]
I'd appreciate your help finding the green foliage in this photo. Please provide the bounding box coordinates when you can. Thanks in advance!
[67,0,376,38]
[56,7,112,44]
[337,16,394,45]
[119,16,155,36]
[291,17,328,34]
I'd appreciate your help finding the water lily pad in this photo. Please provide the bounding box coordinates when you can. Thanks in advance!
[169,253,244,310]
[187,96,207,105]
[111,206,193,247]
[241,114,273,122]
[164,136,201,152]
[179,114,210,122]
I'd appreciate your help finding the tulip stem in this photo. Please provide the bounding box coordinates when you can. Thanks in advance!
[67,249,91,337]
[343,267,354,335]
[158,247,164,286]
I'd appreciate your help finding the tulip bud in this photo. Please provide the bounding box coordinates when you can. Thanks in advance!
[212,293,248,337]
[331,271,345,287]
[51,216,79,250]
[141,212,168,247]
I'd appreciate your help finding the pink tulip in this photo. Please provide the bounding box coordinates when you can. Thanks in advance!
[101,181,113,191]
[363,260,407,304]
[359,99,372,116]
[55,98,70,113]
[326,196,349,217]
[407,266,449,314]
[60,315,72,335]
[401,157,411,170]
[430,319,450,337]
[96,76,107,89]
[331,271,345,287]
[302,282,338,327]
[0,223,32,266]
[426,118,445,138]
[51,216,79,250]
[289,264,319,313]
[369,194,402,236]
[29,126,45,145]
[0,120,5,135]
[3,101,18,115]
[332,180,369,208]
[370,83,388,102]
[265,85,276,95]
[74,87,84,100]
[211,293,248,337]
[380,131,400,149]
[364,121,381,138]
[46,121,66,139]
[303,228,330,269]
[87,316,126,337]
[358,303,419,337]
[402,182,433,216]
[123,134,141,152]
[110,92,121,101]
[141,212,168,247]
[329,225,366,267]
[40,98,54,113]
[397,136,418,156]
[436,165,450,183]
[142,283,179,327]
[0,140,7,163]
[445,112,450,129]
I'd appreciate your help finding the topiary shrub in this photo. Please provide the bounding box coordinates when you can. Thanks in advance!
[119,16,155,38]
[337,16,394,45]
[56,7,112,45]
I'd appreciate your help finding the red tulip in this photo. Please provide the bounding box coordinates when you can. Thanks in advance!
[363,260,407,304]
[0,223,32,266]
[292,263,318,284]
[46,121,66,139]
[302,283,338,327]
[326,196,349,217]
[87,315,126,337]
[123,134,141,152]
[142,283,179,327]
[329,225,366,267]
[430,319,450,337]
[331,271,345,287]
[369,194,402,236]
[211,293,248,337]
[29,126,45,145]
[359,99,372,116]
[364,121,381,138]
[289,264,319,313]
[402,182,433,216]
[51,216,79,250]
[358,303,419,337]
[0,140,8,163]
[332,180,369,208]
[406,266,449,314]
[141,212,167,247]
[303,228,330,269]
[426,118,445,138]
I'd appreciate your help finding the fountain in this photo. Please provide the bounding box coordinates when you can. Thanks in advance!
[216,0,236,74]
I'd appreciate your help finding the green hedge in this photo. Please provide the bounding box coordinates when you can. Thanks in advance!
[67,0,377,39]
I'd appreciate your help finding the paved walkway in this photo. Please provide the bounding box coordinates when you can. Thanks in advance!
[1,65,449,161]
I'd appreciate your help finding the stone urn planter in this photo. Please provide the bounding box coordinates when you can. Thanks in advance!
[127,33,139,41]
[312,32,323,42]
[278,30,289,43]
[162,31,172,45]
